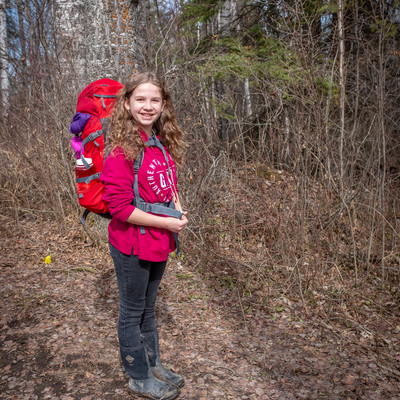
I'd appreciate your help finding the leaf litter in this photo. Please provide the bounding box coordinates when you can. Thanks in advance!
[0,218,399,399]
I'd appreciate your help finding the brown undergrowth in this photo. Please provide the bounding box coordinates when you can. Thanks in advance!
[1,195,399,399]
[180,155,400,310]
[1,138,400,398]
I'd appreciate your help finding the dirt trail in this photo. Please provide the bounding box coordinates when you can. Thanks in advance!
[1,220,399,399]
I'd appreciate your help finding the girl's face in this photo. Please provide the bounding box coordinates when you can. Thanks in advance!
[124,82,166,137]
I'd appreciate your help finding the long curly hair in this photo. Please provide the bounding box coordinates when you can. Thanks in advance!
[108,72,186,166]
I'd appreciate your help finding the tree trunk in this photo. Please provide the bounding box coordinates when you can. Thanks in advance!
[55,0,141,83]
[0,0,8,117]
[338,0,345,195]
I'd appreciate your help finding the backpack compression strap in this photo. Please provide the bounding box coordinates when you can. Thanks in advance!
[79,118,109,169]
[79,118,111,225]
[133,138,183,254]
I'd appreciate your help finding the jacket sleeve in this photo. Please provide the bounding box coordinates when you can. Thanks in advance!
[101,151,136,222]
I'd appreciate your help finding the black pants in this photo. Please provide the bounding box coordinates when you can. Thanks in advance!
[109,243,167,350]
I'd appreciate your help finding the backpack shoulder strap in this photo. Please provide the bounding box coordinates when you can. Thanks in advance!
[100,118,109,136]
[133,149,146,234]
[133,148,145,172]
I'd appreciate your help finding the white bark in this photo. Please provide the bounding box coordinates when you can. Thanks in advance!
[55,0,139,83]
[338,0,345,194]
[56,0,88,79]
[218,0,237,35]
[0,0,8,115]
[244,78,252,118]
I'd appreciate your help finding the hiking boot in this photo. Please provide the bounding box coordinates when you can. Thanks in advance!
[128,376,179,400]
[121,344,180,399]
[142,332,185,388]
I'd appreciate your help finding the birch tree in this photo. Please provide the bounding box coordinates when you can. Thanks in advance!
[0,0,8,116]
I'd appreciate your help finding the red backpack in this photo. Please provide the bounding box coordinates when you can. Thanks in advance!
[69,78,124,224]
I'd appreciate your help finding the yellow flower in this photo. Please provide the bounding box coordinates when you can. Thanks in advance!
[44,255,51,264]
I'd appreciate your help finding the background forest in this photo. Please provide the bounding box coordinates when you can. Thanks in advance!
[1,0,400,399]
[2,0,399,305]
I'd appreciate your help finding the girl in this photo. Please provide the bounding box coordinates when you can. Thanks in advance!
[101,72,188,400]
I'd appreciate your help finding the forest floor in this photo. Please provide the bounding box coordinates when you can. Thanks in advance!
[1,218,400,400]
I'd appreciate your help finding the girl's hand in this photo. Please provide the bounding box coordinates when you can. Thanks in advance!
[165,212,188,233]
